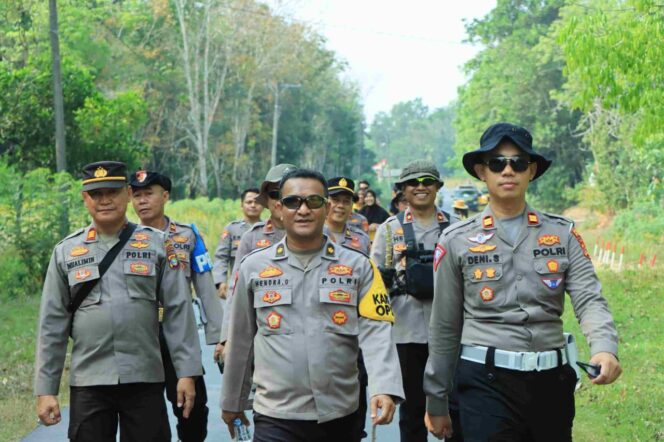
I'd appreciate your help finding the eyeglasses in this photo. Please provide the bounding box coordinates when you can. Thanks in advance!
[280,195,327,210]
[267,190,280,200]
[484,156,532,173]
[403,177,439,188]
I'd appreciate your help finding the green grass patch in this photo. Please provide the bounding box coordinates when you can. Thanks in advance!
[0,297,70,442]
[564,269,664,440]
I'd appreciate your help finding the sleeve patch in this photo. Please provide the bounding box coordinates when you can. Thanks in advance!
[571,228,591,260]
[358,261,395,323]
[433,244,447,272]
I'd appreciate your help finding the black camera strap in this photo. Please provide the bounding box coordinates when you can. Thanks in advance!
[67,222,138,314]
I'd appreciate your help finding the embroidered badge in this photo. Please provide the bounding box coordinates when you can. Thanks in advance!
[130,262,150,275]
[542,277,563,289]
[538,235,561,246]
[394,243,407,252]
[328,264,353,276]
[130,241,150,249]
[571,228,591,260]
[473,268,483,280]
[134,233,150,241]
[486,267,497,278]
[546,259,559,273]
[527,212,539,225]
[468,232,495,244]
[70,246,89,257]
[221,230,230,240]
[173,235,188,244]
[362,220,369,232]
[350,236,361,249]
[266,312,282,329]
[262,291,282,304]
[437,212,445,222]
[74,268,91,281]
[395,227,404,235]
[94,167,108,178]
[433,244,446,272]
[329,290,351,303]
[256,239,271,248]
[405,212,413,223]
[259,266,283,278]
[339,177,348,188]
[469,244,497,253]
[264,219,274,233]
[482,216,495,229]
[332,310,349,325]
[135,170,147,182]
[479,286,494,302]
[169,222,177,233]
[165,239,179,269]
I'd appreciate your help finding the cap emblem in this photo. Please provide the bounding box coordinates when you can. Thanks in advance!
[94,167,108,178]
[136,170,147,183]
[339,178,348,188]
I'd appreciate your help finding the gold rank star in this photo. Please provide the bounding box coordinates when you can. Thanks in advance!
[473,268,483,280]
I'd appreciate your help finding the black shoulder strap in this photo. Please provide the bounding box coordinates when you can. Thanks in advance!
[439,210,451,231]
[67,222,138,314]
[396,211,418,252]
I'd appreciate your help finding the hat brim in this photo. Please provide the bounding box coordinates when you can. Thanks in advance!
[82,180,127,192]
[329,188,358,202]
[462,135,552,181]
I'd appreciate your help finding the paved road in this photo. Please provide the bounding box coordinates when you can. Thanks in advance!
[24,309,440,441]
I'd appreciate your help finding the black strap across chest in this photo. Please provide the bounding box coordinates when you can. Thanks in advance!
[67,222,138,314]
[396,211,449,256]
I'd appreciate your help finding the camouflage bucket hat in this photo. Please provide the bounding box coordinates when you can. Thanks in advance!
[257,163,298,205]
[395,160,443,186]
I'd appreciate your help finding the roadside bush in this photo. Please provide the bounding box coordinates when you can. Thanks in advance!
[610,202,664,243]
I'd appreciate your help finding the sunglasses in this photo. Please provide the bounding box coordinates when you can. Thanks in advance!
[267,190,281,200]
[280,195,327,210]
[484,156,532,173]
[403,177,439,188]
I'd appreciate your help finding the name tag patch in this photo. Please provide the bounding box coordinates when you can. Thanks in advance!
[67,256,96,270]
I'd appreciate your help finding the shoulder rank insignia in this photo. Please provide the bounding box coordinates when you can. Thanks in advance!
[542,277,563,289]
[469,244,497,253]
[264,219,274,233]
[169,222,177,233]
[527,212,539,225]
[328,264,353,276]
[326,244,335,256]
[259,266,283,278]
[405,212,414,223]
[70,246,89,257]
[437,212,445,222]
[468,232,494,244]
[482,216,495,229]
[538,234,560,246]
[256,239,271,248]
[358,261,394,323]
[275,244,285,257]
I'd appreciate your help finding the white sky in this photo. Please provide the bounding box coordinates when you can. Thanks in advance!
[264,0,496,122]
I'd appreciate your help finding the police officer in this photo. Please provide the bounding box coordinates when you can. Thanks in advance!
[452,199,469,220]
[34,161,201,441]
[216,164,297,355]
[212,187,263,298]
[424,123,622,441]
[221,168,404,441]
[130,170,223,442]
[370,160,456,442]
[325,176,371,254]
[324,176,372,438]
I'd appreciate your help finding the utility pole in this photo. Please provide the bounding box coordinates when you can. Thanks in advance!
[49,0,66,172]
[270,82,301,168]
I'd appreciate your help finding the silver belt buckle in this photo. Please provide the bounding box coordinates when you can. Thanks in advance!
[522,352,539,371]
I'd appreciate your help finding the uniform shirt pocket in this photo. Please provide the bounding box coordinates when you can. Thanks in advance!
[254,289,293,335]
[319,288,359,336]
[123,260,157,301]
[462,263,505,307]
[67,266,102,307]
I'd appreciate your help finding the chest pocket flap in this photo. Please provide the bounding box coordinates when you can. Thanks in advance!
[254,288,292,308]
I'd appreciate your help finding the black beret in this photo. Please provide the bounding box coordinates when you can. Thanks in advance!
[129,170,172,192]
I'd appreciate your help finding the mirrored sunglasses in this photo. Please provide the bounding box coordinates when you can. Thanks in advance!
[404,177,439,187]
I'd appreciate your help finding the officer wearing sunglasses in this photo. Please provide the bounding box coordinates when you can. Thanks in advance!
[370,160,458,442]
[424,123,622,441]
[221,168,404,441]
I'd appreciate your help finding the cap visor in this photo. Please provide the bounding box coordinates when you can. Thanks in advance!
[82,180,127,192]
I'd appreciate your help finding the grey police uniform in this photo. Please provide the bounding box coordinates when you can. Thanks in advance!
[212,219,252,287]
[424,206,618,433]
[166,217,223,345]
[324,224,371,255]
[34,223,203,395]
[219,218,285,343]
[370,206,455,344]
[221,237,404,424]
[348,211,369,234]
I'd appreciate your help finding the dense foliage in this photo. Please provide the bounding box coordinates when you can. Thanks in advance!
[0,0,372,198]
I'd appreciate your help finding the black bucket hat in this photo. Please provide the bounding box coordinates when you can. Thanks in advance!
[462,123,552,181]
